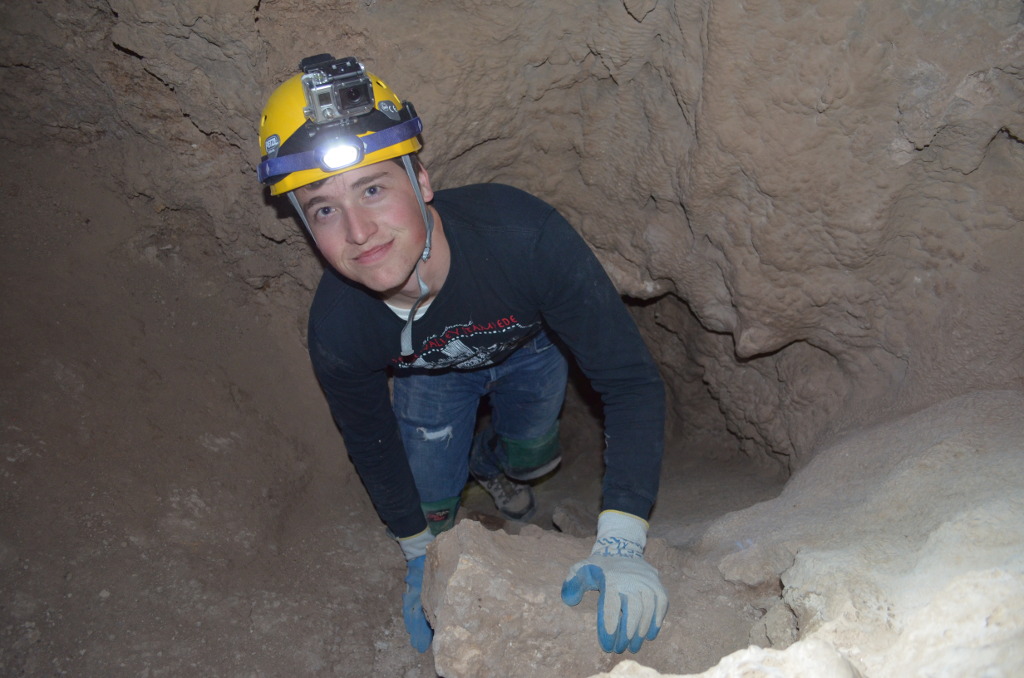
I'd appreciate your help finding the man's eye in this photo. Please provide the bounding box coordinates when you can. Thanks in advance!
[315,206,334,218]
[365,185,381,198]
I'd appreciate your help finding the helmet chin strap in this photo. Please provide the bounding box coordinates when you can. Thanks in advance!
[399,154,435,357]
[288,192,318,247]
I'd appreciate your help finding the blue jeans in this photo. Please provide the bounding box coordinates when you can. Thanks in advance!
[393,330,568,508]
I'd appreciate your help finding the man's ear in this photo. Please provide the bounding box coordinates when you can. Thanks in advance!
[415,165,434,203]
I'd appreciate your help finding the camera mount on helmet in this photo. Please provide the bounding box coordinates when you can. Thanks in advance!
[299,54,376,126]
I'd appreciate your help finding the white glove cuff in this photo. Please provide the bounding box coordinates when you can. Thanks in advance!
[397,528,435,561]
[592,510,648,559]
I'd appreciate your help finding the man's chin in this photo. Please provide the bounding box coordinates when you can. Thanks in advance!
[341,263,419,301]
[372,278,420,305]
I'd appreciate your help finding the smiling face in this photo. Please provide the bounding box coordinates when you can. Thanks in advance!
[294,160,438,303]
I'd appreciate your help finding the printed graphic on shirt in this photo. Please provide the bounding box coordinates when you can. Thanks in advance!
[392,314,540,370]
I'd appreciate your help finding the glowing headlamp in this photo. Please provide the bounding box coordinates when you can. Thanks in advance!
[257,116,422,185]
[318,138,365,171]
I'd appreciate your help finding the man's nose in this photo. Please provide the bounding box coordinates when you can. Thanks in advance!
[345,209,377,245]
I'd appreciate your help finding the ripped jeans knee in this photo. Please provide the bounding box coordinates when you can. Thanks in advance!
[414,424,454,444]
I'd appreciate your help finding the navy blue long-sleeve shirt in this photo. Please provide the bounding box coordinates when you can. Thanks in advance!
[308,183,664,538]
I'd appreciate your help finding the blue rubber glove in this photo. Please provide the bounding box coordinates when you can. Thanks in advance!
[397,529,434,653]
[403,556,432,652]
[561,511,668,653]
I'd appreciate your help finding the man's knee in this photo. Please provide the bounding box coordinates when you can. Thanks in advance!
[410,424,454,445]
[502,421,561,481]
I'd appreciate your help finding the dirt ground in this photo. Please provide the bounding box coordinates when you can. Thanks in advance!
[1,144,784,677]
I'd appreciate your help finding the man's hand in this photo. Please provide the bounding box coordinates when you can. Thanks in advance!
[397,529,434,652]
[561,511,668,653]
[403,555,433,652]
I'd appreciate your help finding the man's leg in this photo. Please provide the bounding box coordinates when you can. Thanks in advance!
[393,369,485,535]
[469,331,569,519]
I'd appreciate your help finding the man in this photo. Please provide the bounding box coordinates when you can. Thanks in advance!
[257,54,668,654]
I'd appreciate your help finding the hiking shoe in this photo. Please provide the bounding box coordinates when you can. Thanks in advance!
[473,473,537,522]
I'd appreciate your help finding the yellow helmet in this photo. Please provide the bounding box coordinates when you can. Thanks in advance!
[257,55,423,196]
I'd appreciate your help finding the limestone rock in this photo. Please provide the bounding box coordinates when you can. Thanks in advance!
[696,390,1024,677]
[588,638,862,677]
[422,520,760,677]
[422,521,618,678]
[552,497,599,538]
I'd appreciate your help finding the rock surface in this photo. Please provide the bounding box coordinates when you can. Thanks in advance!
[423,523,600,677]
[426,392,1024,678]
[423,518,760,677]
[1,1,1022,677]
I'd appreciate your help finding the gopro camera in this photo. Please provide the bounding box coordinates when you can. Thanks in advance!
[299,54,375,125]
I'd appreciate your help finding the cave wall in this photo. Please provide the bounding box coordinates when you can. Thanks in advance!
[3,0,1021,470]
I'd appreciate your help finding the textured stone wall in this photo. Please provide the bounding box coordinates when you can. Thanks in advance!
[2,0,1021,469]
[673,1,1024,467]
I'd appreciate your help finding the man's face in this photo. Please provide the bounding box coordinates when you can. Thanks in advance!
[294,161,434,300]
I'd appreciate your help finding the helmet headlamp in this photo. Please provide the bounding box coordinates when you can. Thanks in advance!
[317,137,365,171]
[257,54,424,193]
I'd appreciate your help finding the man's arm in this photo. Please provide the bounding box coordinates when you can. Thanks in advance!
[530,207,666,519]
[308,327,428,539]
[526,203,669,653]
